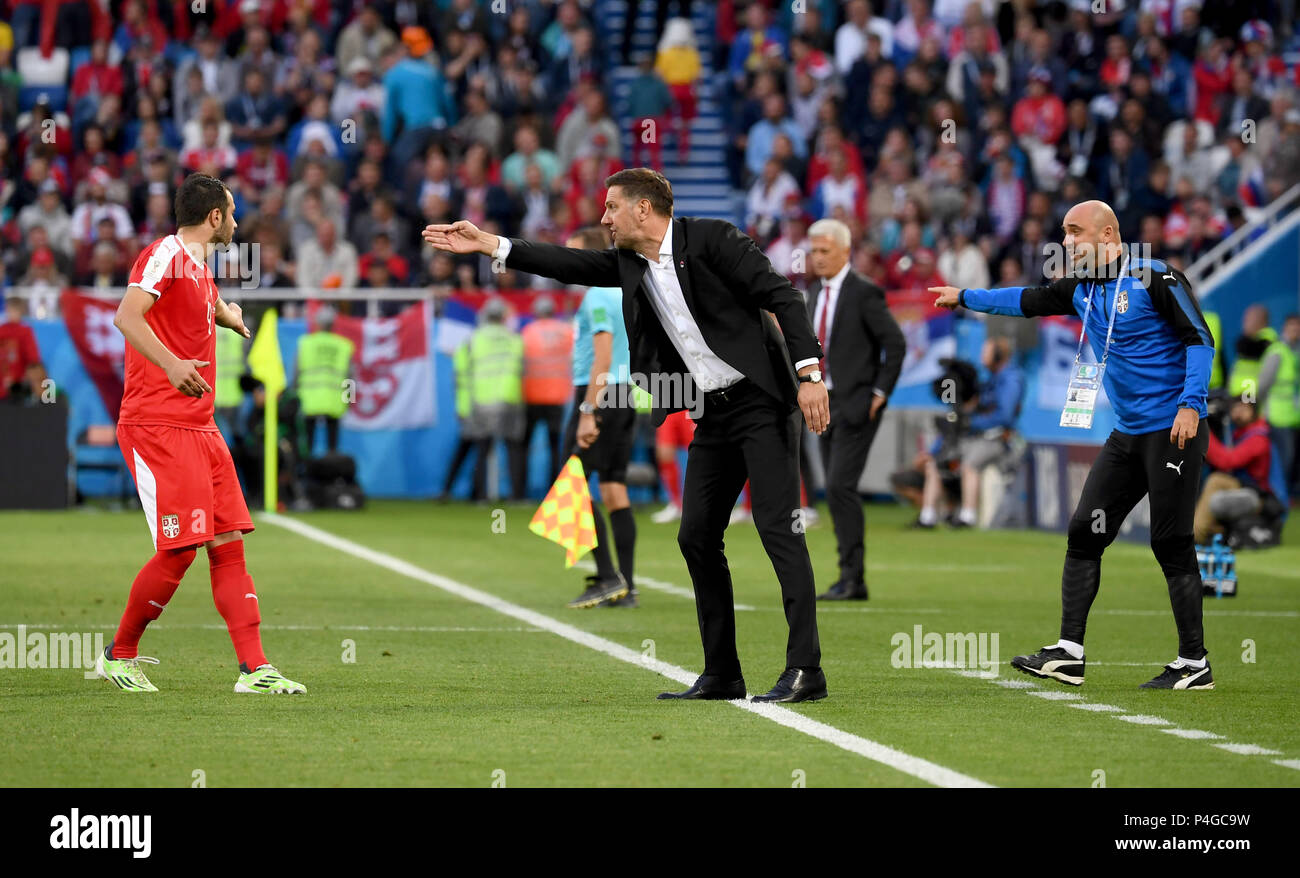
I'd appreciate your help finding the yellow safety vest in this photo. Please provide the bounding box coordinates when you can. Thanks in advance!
[1229,327,1278,400]
[215,329,245,408]
[296,331,355,418]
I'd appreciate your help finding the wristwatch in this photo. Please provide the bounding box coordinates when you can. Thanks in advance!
[578,401,596,414]
[798,370,823,384]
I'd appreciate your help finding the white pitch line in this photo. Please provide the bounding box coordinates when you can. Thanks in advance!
[1113,714,1173,726]
[990,678,1036,689]
[945,667,1296,767]
[1161,729,1224,740]
[1026,690,1084,701]
[1100,609,1299,618]
[262,512,992,789]
[1215,743,1283,756]
[1068,703,1126,712]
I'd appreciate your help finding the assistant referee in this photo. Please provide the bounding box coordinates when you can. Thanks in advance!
[932,200,1217,690]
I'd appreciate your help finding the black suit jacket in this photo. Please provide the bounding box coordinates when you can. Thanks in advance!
[806,269,906,428]
[504,217,823,426]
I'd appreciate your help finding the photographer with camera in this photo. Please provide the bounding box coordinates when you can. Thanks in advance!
[1195,399,1283,548]
[915,336,1024,529]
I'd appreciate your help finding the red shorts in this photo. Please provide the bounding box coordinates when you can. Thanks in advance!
[655,410,696,449]
[117,423,254,550]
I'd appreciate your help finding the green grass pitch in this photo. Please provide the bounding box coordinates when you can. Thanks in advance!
[1,500,1297,787]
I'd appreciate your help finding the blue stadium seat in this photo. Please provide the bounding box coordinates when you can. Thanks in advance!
[165,41,196,67]
[18,85,68,113]
[68,46,93,77]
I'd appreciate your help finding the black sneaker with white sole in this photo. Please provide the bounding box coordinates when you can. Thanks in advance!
[567,573,629,609]
[1010,645,1085,686]
[1139,661,1214,690]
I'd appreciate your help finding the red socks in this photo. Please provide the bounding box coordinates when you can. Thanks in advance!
[112,547,196,659]
[208,540,268,672]
[660,457,682,506]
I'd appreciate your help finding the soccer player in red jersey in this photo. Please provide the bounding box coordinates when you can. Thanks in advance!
[95,173,305,694]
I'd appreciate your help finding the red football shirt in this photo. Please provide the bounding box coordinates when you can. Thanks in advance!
[118,235,220,431]
[0,320,41,399]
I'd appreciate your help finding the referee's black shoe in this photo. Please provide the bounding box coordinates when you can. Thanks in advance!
[1139,660,1215,690]
[1010,646,1085,686]
[567,573,628,609]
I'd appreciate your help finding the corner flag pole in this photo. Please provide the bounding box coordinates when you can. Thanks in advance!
[264,385,278,513]
[247,308,286,513]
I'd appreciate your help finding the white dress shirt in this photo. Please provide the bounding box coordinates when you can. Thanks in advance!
[811,262,885,398]
[811,261,849,390]
[496,230,818,392]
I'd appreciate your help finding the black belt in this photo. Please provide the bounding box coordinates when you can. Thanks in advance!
[703,378,753,404]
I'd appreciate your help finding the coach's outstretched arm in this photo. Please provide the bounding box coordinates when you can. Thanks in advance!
[423,220,620,288]
[930,279,1079,317]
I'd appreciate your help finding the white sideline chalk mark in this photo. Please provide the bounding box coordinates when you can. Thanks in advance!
[938,654,1299,770]
[1101,609,1299,618]
[991,678,1037,689]
[1161,728,1225,740]
[1215,743,1283,756]
[576,561,757,611]
[1068,703,1126,712]
[262,512,993,789]
[1026,690,1084,701]
[1113,715,1173,726]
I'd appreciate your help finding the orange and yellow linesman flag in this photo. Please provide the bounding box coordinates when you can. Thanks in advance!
[529,455,597,567]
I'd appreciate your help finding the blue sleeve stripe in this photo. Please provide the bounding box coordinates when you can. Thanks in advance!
[962,287,1026,317]
[1168,281,1214,347]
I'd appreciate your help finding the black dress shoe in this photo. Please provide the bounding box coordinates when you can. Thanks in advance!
[751,667,827,703]
[657,674,746,700]
[817,580,868,600]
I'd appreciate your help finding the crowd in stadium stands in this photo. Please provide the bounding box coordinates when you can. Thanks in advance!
[0,0,1298,319]
[723,0,1300,290]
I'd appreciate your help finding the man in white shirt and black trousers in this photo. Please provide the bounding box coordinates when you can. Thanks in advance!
[423,168,833,703]
[805,219,906,601]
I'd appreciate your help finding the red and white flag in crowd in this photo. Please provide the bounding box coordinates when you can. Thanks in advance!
[60,291,125,420]
[326,302,435,430]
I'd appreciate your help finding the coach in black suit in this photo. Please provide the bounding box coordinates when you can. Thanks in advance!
[805,219,906,601]
[423,168,832,703]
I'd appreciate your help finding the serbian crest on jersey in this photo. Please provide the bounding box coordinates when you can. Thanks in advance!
[161,515,180,539]
[1115,290,1129,314]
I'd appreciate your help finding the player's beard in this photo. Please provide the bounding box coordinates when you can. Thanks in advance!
[212,220,234,247]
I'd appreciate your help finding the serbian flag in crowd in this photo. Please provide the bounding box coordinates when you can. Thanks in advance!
[886,289,957,393]
[529,455,597,567]
[60,291,125,420]
[312,301,435,430]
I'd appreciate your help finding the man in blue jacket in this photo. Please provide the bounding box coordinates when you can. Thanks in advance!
[932,200,1217,691]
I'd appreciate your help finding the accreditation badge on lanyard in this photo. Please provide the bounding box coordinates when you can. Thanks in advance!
[1060,257,1127,429]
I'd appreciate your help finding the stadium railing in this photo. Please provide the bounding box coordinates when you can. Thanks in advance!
[1186,183,1300,289]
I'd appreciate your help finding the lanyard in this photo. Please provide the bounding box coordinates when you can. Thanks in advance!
[1073,254,1127,369]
